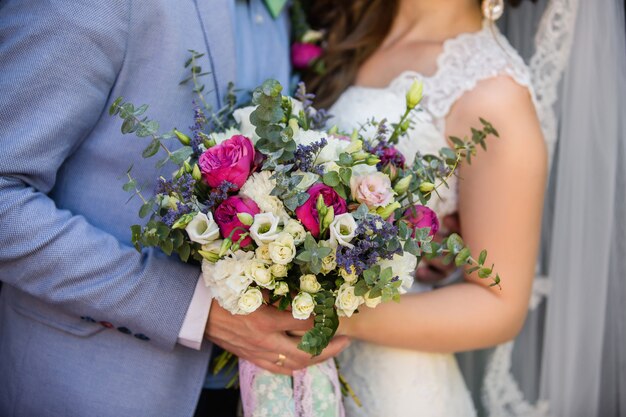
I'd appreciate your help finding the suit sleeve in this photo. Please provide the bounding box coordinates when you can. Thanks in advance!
[0,0,202,351]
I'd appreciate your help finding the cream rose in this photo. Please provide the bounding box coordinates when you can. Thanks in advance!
[335,283,364,318]
[238,287,264,314]
[244,260,274,289]
[364,291,382,308]
[270,263,289,278]
[299,274,321,293]
[185,212,220,244]
[283,219,307,245]
[268,232,296,265]
[249,212,281,246]
[255,244,272,262]
[329,213,357,248]
[292,292,315,320]
[274,281,289,296]
[320,242,337,275]
[339,266,359,284]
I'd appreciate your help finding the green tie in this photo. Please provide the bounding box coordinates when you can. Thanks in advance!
[264,0,287,19]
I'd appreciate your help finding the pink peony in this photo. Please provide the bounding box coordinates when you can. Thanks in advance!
[291,42,323,70]
[404,205,439,237]
[198,135,255,190]
[214,196,260,247]
[295,184,347,238]
[350,172,395,209]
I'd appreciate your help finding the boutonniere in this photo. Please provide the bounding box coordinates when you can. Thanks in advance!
[290,0,326,75]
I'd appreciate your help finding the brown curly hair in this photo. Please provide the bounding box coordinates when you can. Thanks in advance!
[302,0,533,109]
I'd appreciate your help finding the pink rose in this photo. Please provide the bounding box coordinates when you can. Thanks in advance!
[295,184,347,238]
[350,172,395,208]
[291,42,323,70]
[198,135,255,190]
[404,205,439,237]
[214,196,260,247]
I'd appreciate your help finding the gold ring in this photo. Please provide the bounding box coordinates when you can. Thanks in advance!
[275,353,287,367]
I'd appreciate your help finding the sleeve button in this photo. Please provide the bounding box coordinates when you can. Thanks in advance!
[134,333,150,341]
[117,327,132,335]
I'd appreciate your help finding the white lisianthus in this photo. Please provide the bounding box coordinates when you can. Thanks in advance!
[283,219,307,246]
[292,128,327,147]
[294,171,320,191]
[237,287,264,314]
[364,291,382,308]
[244,260,274,289]
[329,213,358,248]
[292,292,315,320]
[268,233,296,265]
[255,244,272,262]
[339,266,359,284]
[185,212,220,244]
[274,281,290,296]
[210,126,243,145]
[202,251,255,313]
[335,283,364,318]
[240,172,290,221]
[233,106,259,143]
[270,263,288,278]
[299,274,321,293]
[249,212,281,246]
[377,251,418,294]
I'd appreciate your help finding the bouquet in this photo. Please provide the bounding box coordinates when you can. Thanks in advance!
[110,53,500,416]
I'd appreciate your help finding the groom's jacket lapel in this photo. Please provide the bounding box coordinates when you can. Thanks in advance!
[193,0,237,106]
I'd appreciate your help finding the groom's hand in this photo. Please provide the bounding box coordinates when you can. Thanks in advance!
[205,302,351,376]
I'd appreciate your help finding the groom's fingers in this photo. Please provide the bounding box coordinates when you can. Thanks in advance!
[260,306,314,332]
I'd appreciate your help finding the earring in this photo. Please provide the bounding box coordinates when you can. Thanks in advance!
[481,0,504,21]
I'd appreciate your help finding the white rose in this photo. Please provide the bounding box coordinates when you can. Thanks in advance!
[240,172,289,221]
[255,244,272,262]
[319,242,337,275]
[233,106,259,143]
[270,263,289,278]
[339,266,359,284]
[335,283,364,318]
[274,281,290,296]
[299,274,321,293]
[364,291,382,308]
[294,171,320,191]
[238,287,264,314]
[377,251,418,294]
[283,219,307,245]
[210,126,243,145]
[268,232,296,265]
[249,212,281,246]
[292,128,327,147]
[202,251,255,313]
[185,212,220,244]
[292,292,315,320]
[245,260,274,289]
[329,213,358,248]
[316,137,351,164]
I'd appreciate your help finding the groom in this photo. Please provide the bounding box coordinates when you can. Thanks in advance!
[0,1,348,416]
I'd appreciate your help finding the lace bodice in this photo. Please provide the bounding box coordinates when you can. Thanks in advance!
[330,22,536,417]
[330,21,534,219]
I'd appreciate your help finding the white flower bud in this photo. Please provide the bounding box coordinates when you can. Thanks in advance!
[299,274,321,293]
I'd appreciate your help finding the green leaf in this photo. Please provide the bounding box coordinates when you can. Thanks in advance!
[403,239,421,256]
[455,247,472,267]
[339,168,352,185]
[179,243,191,262]
[446,233,464,254]
[338,153,353,166]
[170,146,193,165]
[478,268,493,279]
[297,251,312,262]
[323,171,340,187]
[139,201,153,218]
[122,179,137,192]
[142,139,160,158]
[478,250,487,266]
[109,97,123,115]
[121,118,136,134]
[161,239,174,256]
[354,280,369,296]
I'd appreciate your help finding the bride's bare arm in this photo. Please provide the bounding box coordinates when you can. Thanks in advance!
[339,76,547,352]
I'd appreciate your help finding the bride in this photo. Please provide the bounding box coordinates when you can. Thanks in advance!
[302,0,547,415]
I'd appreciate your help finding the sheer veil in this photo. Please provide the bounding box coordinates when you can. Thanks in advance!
[457,0,626,415]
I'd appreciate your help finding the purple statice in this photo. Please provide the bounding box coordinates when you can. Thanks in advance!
[294,82,332,130]
[161,201,192,227]
[203,180,236,211]
[336,214,401,275]
[155,173,196,202]
[189,104,208,155]
[292,137,327,175]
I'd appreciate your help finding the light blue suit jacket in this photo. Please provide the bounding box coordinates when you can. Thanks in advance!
[0,0,289,415]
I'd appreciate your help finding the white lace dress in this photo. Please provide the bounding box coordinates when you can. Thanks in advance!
[329,23,534,417]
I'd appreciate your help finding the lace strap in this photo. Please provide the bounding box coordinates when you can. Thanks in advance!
[420,24,536,120]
